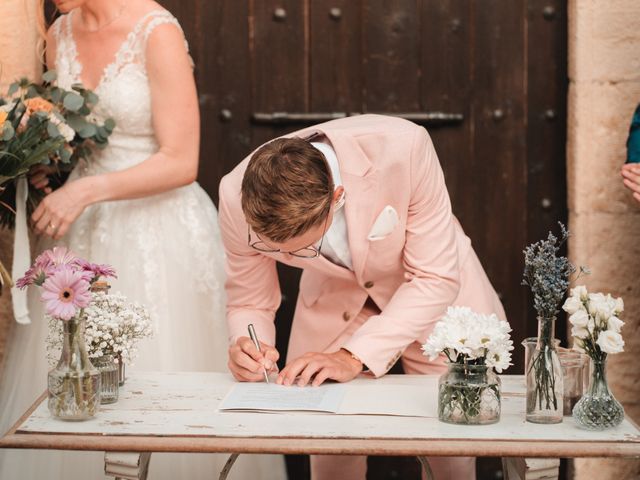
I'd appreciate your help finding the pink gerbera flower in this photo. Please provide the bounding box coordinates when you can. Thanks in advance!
[76,259,117,281]
[17,252,56,288]
[44,246,80,267]
[15,266,36,289]
[41,266,92,321]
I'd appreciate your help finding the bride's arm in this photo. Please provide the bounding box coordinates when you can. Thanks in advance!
[32,23,200,239]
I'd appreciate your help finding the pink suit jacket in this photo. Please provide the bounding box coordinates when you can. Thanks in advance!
[218,114,506,377]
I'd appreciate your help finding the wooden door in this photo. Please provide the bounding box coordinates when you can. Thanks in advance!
[161,1,569,478]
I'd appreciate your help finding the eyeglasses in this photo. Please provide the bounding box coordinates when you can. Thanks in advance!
[247,209,330,259]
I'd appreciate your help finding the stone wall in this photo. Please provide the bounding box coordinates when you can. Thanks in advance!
[0,0,42,371]
[568,0,640,478]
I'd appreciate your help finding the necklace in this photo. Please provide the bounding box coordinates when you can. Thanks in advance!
[82,2,127,33]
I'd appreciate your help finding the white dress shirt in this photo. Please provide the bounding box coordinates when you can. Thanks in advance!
[311,141,353,271]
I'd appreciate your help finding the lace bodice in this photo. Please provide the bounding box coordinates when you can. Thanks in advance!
[51,9,189,172]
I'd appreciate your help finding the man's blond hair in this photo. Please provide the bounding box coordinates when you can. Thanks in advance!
[241,137,333,243]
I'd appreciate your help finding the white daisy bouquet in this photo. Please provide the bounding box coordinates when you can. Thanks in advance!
[423,307,513,424]
[422,306,514,372]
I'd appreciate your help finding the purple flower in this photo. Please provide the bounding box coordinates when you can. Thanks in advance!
[40,266,92,321]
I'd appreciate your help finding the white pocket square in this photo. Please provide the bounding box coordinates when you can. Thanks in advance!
[367,205,399,241]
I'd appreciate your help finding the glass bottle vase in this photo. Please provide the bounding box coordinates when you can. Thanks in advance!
[526,316,563,424]
[93,354,119,404]
[47,316,101,420]
[572,356,624,430]
[438,362,501,425]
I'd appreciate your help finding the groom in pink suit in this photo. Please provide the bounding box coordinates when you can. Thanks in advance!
[218,114,506,480]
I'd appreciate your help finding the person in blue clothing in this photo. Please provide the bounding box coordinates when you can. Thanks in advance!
[621,104,640,203]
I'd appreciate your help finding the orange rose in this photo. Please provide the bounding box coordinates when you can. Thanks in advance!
[0,110,7,126]
[24,97,55,114]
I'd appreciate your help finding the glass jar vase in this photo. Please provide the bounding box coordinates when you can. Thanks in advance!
[438,362,501,425]
[526,317,563,424]
[93,354,119,404]
[48,316,101,420]
[572,357,624,430]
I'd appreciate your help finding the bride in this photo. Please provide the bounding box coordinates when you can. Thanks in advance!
[0,0,287,478]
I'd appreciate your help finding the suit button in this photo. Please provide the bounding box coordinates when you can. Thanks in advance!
[342,311,351,321]
[364,281,374,289]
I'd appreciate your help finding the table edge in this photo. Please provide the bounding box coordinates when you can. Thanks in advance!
[1,433,639,458]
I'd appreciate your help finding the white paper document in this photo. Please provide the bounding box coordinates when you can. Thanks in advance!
[220,383,347,413]
[219,380,438,417]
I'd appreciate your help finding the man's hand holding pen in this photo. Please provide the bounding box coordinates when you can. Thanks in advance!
[228,335,280,382]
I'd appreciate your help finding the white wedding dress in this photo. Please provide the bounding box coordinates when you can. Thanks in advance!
[0,9,287,480]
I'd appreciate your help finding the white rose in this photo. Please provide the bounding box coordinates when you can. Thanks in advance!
[58,122,75,142]
[563,296,583,315]
[569,309,589,328]
[607,316,625,334]
[596,330,625,354]
[614,297,624,315]
[571,324,590,340]
[571,285,588,301]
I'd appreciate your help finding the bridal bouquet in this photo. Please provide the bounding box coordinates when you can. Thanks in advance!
[423,306,513,424]
[17,246,116,419]
[0,70,115,228]
[563,286,625,429]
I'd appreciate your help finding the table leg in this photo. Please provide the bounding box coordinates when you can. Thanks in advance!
[416,456,435,480]
[219,453,240,480]
[104,452,151,480]
[502,458,560,480]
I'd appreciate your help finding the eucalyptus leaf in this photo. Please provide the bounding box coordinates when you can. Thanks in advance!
[26,86,39,98]
[47,122,61,138]
[50,87,63,104]
[79,124,97,138]
[104,118,116,131]
[7,83,19,96]
[42,70,57,83]
[59,147,72,163]
[63,92,84,112]
[86,91,99,105]
[65,113,86,131]
[2,124,14,141]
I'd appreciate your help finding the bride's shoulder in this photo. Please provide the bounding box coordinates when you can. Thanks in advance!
[47,12,68,41]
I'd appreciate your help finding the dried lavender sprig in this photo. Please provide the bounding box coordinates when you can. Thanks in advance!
[522,222,576,320]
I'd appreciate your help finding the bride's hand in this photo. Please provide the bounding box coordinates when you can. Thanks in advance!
[29,164,58,194]
[228,336,280,382]
[31,179,90,240]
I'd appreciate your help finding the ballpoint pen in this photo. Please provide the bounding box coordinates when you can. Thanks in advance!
[248,323,270,384]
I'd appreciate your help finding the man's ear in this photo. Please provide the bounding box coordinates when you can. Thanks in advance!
[333,186,346,209]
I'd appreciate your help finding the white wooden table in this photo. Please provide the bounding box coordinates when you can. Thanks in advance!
[1,372,639,480]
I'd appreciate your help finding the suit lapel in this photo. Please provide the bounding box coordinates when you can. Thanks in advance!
[324,131,378,283]
[293,127,380,282]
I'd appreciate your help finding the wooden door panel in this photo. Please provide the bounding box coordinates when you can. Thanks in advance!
[362,0,421,111]
[419,1,472,231]
[471,1,528,373]
[309,0,363,113]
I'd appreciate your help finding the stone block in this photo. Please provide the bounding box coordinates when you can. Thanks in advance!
[567,81,640,214]
[569,0,640,83]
